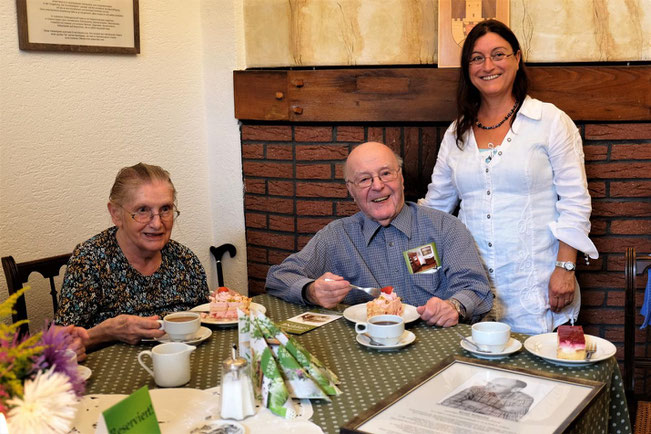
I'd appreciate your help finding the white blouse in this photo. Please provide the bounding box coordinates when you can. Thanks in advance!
[419,96,598,334]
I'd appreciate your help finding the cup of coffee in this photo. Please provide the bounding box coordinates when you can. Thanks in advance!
[471,322,511,353]
[138,342,196,387]
[355,315,405,346]
[158,312,201,341]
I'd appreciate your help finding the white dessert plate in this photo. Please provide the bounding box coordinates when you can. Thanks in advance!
[356,330,416,351]
[343,303,420,324]
[155,326,212,344]
[524,332,616,367]
[460,336,522,360]
[77,365,92,381]
[191,302,266,326]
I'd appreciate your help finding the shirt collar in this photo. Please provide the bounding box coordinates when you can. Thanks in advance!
[512,95,542,134]
[361,202,412,245]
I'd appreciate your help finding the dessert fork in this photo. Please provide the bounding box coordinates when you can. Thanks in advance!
[585,341,597,361]
[324,278,381,297]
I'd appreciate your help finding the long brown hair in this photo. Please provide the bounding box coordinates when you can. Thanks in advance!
[454,19,529,149]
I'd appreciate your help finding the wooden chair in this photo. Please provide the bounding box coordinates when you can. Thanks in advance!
[624,247,651,431]
[210,243,237,287]
[2,253,71,336]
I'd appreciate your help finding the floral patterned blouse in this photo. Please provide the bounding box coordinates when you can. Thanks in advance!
[55,226,209,329]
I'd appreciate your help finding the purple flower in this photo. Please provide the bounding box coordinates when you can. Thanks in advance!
[33,321,85,396]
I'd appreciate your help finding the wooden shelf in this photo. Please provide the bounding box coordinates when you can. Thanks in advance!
[234,66,650,122]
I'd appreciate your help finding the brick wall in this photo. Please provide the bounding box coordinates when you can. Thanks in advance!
[240,122,651,389]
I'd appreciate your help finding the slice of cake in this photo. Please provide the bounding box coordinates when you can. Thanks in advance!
[366,286,404,319]
[557,325,586,360]
[203,287,252,320]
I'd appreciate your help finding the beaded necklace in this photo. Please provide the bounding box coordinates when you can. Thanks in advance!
[476,100,519,130]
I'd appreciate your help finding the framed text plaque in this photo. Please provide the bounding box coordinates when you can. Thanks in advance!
[16,0,139,53]
[342,356,604,434]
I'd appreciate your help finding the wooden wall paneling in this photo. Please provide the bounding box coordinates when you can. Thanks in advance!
[234,70,289,121]
[234,66,651,122]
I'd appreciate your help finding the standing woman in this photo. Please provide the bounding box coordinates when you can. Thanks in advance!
[56,163,209,346]
[419,20,598,334]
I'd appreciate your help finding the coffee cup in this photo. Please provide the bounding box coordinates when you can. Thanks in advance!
[355,315,405,346]
[158,312,201,341]
[138,342,196,387]
[471,322,511,353]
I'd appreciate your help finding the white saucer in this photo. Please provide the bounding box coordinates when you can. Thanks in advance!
[343,303,420,324]
[524,333,616,367]
[156,326,212,344]
[356,330,416,350]
[191,302,266,326]
[77,365,92,381]
[460,337,522,359]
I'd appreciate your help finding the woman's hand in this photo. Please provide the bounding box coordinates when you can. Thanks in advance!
[88,314,165,346]
[548,267,576,312]
[52,324,89,362]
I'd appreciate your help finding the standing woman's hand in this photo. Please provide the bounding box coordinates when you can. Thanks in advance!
[548,267,576,312]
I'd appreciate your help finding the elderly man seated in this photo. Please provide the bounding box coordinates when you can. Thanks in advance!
[265,142,492,327]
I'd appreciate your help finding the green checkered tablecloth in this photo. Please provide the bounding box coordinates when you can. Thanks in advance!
[83,294,631,434]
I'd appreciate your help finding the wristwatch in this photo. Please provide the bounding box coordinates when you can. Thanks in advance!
[446,298,466,321]
[555,261,576,271]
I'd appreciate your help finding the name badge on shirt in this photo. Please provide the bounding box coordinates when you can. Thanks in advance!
[403,242,441,274]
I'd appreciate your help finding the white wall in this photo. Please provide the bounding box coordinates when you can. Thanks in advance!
[0,0,248,331]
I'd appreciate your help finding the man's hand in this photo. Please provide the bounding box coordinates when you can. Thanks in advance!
[416,297,459,327]
[548,267,575,313]
[305,273,352,308]
[88,314,165,346]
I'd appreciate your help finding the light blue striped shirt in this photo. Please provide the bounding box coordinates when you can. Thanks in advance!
[266,202,492,322]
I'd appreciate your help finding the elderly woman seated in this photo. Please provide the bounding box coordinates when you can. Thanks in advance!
[55,163,209,354]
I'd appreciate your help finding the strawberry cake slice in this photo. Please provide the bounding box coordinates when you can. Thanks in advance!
[203,287,252,320]
[366,286,404,319]
[557,325,586,360]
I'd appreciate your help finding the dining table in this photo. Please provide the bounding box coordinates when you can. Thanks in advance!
[81,294,631,434]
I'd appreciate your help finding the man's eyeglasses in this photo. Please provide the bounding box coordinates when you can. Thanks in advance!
[468,51,516,65]
[346,168,401,188]
[125,205,180,224]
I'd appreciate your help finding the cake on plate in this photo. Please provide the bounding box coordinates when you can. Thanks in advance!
[366,286,404,319]
[557,325,586,360]
[203,287,252,320]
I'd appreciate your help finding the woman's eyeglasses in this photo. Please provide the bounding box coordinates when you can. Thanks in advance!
[125,205,180,223]
[469,52,516,65]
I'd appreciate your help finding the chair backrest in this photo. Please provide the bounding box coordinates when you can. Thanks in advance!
[209,244,237,287]
[624,247,651,410]
[1,253,72,336]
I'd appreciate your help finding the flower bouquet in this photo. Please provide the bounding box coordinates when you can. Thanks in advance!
[0,286,85,433]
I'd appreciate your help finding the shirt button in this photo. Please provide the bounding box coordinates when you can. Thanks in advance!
[389,242,394,247]
[487,214,491,219]
[487,190,491,195]
[507,138,511,142]
[498,151,503,156]
[485,168,489,173]
[489,268,494,273]
[488,242,493,247]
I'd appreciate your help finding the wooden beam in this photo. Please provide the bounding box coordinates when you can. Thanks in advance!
[234,66,650,122]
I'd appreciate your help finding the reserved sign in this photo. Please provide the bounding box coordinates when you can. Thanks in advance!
[97,386,160,434]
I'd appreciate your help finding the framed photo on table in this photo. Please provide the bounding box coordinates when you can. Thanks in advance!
[16,0,139,53]
[342,356,604,434]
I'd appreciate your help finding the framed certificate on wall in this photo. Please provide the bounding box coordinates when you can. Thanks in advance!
[16,0,139,54]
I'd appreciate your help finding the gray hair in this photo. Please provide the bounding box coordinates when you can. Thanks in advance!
[109,162,176,206]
